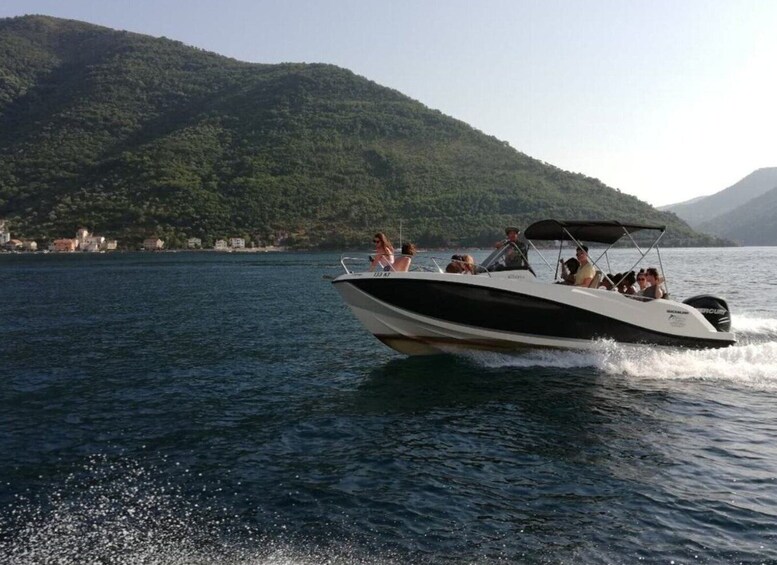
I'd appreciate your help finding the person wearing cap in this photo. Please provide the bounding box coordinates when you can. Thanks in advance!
[573,245,596,286]
[495,227,521,249]
[493,227,532,272]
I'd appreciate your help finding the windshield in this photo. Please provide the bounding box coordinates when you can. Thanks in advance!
[480,241,534,273]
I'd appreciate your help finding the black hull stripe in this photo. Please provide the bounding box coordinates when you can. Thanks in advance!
[336,279,734,349]
[377,334,563,353]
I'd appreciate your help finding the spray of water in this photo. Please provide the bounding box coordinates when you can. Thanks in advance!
[731,313,777,342]
[464,314,777,388]
[0,456,396,565]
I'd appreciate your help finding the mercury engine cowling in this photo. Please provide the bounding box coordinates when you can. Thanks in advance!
[683,295,732,332]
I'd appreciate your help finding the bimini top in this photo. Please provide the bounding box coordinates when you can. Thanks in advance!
[524,219,666,244]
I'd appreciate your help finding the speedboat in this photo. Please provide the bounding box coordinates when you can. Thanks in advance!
[332,220,736,355]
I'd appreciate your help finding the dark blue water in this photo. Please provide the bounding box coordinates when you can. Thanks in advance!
[2,250,777,564]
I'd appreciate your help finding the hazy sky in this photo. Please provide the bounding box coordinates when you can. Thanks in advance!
[2,0,776,206]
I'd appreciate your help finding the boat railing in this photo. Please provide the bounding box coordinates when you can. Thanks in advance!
[339,253,490,276]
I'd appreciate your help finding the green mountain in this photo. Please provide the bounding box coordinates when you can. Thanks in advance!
[0,15,726,248]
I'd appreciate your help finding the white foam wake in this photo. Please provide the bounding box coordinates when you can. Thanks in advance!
[467,339,777,388]
[732,313,777,341]
[597,342,777,385]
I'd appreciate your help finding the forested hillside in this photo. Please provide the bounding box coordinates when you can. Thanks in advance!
[0,15,726,248]
[697,186,777,245]
[661,168,777,229]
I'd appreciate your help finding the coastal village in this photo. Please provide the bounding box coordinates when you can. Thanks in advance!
[0,220,286,253]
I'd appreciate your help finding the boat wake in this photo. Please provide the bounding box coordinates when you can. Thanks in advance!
[464,313,777,387]
[730,313,777,343]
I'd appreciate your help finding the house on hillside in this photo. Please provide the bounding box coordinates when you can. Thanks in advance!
[105,240,118,250]
[229,237,245,249]
[75,228,90,249]
[213,239,228,251]
[187,237,202,249]
[5,239,22,250]
[51,239,77,252]
[143,238,164,251]
[22,240,37,251]
[273,231,290,246]
[70,228,115,251]
[81,235,105,252]
[0,220,9,246]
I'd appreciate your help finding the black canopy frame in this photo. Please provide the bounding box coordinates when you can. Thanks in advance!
[523,219,668,293]
[524,219,666,244]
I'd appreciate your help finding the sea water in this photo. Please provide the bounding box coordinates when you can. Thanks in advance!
[1,248,776,564]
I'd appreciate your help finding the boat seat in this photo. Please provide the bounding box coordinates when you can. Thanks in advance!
[588,270,603,288]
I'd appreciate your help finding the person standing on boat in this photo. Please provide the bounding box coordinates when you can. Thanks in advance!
[495,227,531,271]
[573,245,596,286]
[369,232,395,271]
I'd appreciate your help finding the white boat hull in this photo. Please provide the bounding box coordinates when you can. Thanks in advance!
[333,271,736,355]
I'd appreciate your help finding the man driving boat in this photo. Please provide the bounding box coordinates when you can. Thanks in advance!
[493,227,531,271]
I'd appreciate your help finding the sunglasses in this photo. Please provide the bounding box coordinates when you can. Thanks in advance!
[373,239,380,243]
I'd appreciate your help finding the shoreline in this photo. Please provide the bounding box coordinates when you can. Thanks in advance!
[0,246,290,255]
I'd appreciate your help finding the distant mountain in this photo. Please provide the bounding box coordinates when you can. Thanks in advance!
[661,168,777,227]
[697,186,777,245]
[0,15,725,248]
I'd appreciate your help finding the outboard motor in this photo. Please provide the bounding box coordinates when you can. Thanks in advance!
[683,295,732,332]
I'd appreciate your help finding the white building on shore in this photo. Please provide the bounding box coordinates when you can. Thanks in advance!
[81,235,105,252]
[75,228,89,248]
[0,220,9,246]
[143,238,164,251]
[60,228,118,252]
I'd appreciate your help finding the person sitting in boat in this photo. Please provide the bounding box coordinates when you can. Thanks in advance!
[447,254,473,274]
[639,267,664,299]
[616,271,637,295]
[392,242,416,272]
[445,259,466,273]
[369,232,395,271]
[599,273,616,290]
[573,245,596,286]
[558,257,579,284]
[462,254,476,274]
[636,269,648,293]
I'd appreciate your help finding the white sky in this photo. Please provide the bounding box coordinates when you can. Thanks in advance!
[2,0,776,206]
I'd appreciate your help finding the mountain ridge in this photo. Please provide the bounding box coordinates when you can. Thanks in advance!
[660,167,777,228]
[697,184,777,245]
[0,15,727,248]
